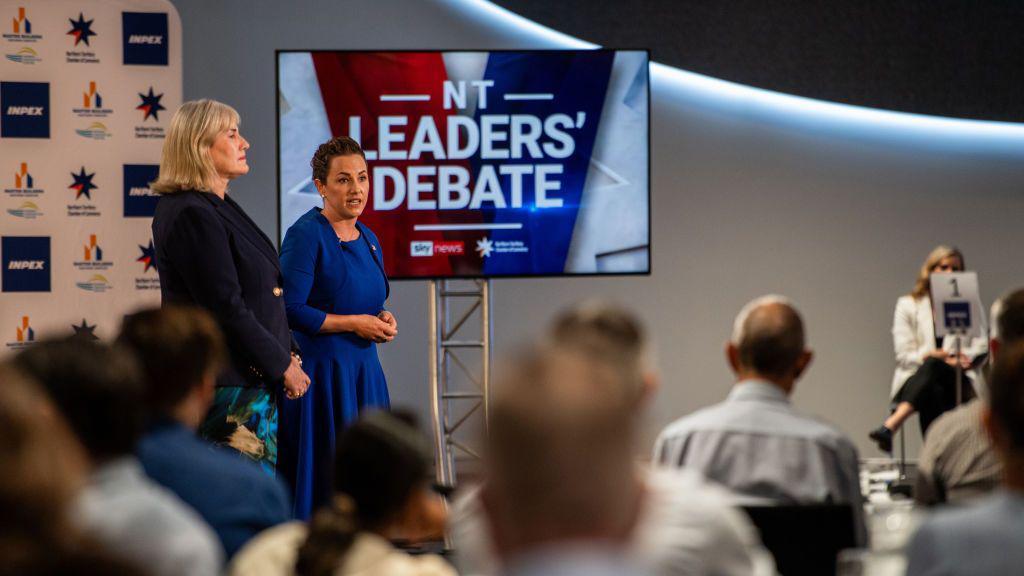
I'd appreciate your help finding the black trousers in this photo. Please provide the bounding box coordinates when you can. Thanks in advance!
[894,356,975,436]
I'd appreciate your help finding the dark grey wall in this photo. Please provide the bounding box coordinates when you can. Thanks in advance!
[169,0,1024,458]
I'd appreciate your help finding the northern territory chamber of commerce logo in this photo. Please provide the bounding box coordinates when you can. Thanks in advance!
[122,12,168,66]
[6,316,35,351]
[3,7,42,43]
[66,12,100,64]
[73,81,113,118]
[2,236,50,293]
[71,318,99,340]
[67,167,101,217]
[135,87,166,139]
[1,81,49,138]
[475,236,528,259]
[5,163,44,198]
[76,273,111,293]
[7,200,42,219]
[74,234,112,271]
[124,164,159,217]
[135,239,160,291]
[5,46,40,64]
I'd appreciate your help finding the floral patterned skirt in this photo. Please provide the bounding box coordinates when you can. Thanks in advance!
[199,386,278,475]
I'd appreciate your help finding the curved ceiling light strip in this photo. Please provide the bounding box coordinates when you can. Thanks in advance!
[450,0,1024,147]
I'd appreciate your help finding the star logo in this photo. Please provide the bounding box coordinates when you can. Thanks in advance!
[71,319,99,341]
[69,167,97,200]
[136,87,165,121]
[67,12,96,47]
[475,237,494,258]
[137,240,156,272]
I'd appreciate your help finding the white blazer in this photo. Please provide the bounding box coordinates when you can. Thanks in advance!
[890,295,988,399]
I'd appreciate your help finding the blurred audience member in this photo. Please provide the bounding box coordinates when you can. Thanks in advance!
[653,295,867,546]
[462,301,770,576]
[119,306,292,558]
[915,289,1024,505]
[13,339,222,576]
[907,339,1024,575]
[0,364,148,576]
[229,410,452,576]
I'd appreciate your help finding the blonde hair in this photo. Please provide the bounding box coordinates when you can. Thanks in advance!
[151,99,240,194]
[912,245,964,299]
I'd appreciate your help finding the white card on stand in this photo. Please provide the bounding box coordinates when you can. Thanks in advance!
[929,272,985,339]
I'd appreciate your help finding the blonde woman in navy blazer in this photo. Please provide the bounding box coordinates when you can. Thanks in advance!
[151,99,309,473]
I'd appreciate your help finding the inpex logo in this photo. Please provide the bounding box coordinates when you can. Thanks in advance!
[410,241,434,257]
[123,164,159,217]
[2,236,50,292]
[122,12,168,66]
[1,81,49,138]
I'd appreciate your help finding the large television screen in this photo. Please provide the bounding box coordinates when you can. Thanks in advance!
[277,50,649,279]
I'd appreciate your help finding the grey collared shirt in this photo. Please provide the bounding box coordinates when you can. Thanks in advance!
[653,380,867,546]
[74,456,223,576]
[915,399,1001,506]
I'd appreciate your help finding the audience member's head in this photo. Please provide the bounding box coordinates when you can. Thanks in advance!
[548,300,654,408]
[296,410,442,576]
[0,364,146,576]
[12,338,145,465]
[484,343,639,560]
[728,295,812,392]
[117,305,226,428]
[991,288,1024,356]
[912,245,964,299]
[984,342,1024,472]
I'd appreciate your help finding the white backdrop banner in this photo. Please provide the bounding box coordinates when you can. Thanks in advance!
[1,0,182,353]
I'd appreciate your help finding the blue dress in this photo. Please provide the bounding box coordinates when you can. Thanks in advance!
[278,208,391,519]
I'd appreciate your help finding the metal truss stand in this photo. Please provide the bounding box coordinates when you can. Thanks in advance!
[428,279,492,490]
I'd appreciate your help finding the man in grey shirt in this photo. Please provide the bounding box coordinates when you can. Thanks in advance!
[906,338,1024,576]
[652,295,866,546]
[13,338,222,576]
[915,288,1024,506]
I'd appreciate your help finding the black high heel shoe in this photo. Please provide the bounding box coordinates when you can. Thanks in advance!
[869,426,893,453]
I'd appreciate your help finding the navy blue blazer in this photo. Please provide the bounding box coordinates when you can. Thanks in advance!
[152,190,294,388]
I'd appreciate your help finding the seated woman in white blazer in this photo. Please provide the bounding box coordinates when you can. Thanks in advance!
[869,245,988,452]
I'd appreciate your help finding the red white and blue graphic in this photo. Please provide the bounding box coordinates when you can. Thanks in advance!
[137,239,155,272]
[122,12,168,66]
[123,164,159,217]
[1,81,49,138]
[2,236,50,292]
[278,50,650,278]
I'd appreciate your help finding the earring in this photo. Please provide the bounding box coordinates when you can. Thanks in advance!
[320,195,326,199]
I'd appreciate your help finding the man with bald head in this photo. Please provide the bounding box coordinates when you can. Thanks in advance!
[653,295,866,545]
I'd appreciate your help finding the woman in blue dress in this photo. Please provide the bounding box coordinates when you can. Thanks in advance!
[278,136,398,519]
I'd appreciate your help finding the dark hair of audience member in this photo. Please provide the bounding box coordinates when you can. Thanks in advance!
[988,341,1024,453]
[117,305,227,417]
[12,338,146,463]
[737,301,805,378]
[0,365,146,576]
[998,289,1024,344]
[295,410,429,576]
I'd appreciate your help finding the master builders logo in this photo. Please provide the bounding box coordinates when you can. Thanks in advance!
[5,162,44,198]
[5,316,35,351]
[73,81,113,118]
[3,7,42,43]
[73,234,112,271]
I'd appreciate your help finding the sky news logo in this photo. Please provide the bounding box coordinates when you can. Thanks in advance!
[124,164,159,217]
[122,12,168,66]
[1,81,49,138]
[411,240,464,257]
[2,236,50,292]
